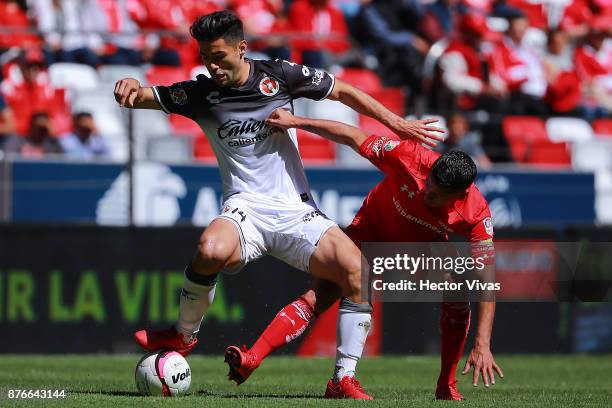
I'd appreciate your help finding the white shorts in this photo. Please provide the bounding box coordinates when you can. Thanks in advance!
[214,194,337,274]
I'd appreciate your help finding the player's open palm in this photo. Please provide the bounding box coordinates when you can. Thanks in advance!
[114,78,142,108]
[392,118,446,147]
[462,345,504,388]
[266,108,296,130]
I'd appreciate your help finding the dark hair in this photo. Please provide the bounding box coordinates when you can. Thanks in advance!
[73,111,93,122]
[430,150,477,192]
[29,111,50,124]
[190,11,244,44]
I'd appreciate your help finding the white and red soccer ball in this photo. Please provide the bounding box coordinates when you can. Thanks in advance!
[135,351,191,396]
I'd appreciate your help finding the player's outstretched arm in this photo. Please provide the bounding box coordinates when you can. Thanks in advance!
[462,262,504,387]
[327,79,445,147]
[267,108,368,152]
[113,78,161,110]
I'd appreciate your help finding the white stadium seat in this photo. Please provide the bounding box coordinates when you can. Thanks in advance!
[546,117,594,143]
[49,63,99,92]
[98,65,147,87]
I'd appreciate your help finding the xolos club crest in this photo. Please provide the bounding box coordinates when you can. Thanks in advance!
[170,87,188,105]
[259,76,280,96]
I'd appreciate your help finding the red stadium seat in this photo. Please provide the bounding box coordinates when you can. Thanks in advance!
[593,119,612,138]
[359,115,396,138]
[369,88,406,117]
[296,128,335,164]
[335,68,382,94]
[526,140,571,167]
[146,66,189,86]
[194,135,217,163]
[169,114,203,138]
[502,116,548,161]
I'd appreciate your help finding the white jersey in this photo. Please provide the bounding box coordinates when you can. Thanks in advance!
[152,59,335,205]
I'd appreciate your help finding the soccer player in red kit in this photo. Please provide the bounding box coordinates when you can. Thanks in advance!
[224,108,504,400]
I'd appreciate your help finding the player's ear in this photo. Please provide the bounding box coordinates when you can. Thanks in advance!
[238,39,247,59]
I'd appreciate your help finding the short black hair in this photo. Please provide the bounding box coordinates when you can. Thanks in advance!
[190,11,244,44]
[430,150,477,192]
[73,111,93,122]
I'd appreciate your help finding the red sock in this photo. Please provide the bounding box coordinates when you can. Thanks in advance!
[250,297,314,364]
[437,302,471,387]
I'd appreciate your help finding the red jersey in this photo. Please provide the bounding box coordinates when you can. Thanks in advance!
[346,135,494,248]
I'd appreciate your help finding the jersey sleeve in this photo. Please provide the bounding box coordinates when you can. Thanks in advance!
[152,80,201,119]
[468,208,495,265]
[358,134,427,175]
[278,60,335,100]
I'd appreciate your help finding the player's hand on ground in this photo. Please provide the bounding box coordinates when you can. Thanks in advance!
[266,108,297,130]
[114,78,142,108]
[391,118,445,147]
[462,345,504,388]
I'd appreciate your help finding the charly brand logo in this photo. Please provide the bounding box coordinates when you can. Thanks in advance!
[96,162,186,226]
[259,76,279,96]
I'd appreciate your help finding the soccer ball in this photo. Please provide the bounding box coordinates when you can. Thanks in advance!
[135,351,191,396]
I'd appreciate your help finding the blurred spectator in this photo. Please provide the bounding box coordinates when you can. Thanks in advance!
[356,0,428,87]
[3,112,63,157]
[421,0,464,43]
[574,15,612,120]
[435,112,492,168]
[97,0,144,65]
[59,112,109,159]
[31,0,106,68]
[438,14,507,111]
[176,0,224,67]
[127,0,188,66]
[560,0,612,40]
[0,48,57,135]
[542,29,582,116]
[0,0,41,52]
[0,93,16,149]
[32,0,104,68]
[287,0,351,68]
[491,12,548,115]
[232,0,291,61]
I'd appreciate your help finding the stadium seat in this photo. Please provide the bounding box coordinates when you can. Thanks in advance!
[147,136,193,163]
[370,88,406,116]
[146,66,189,86]
[572,139,612,171]
[98,65,147,87]
[170,114,203,138]
[190,65,210,79]
[49,63,99,92]
[334,68,382,94]
[546,117,593,143]
[296,128,335,164]
[308,99,359,126]
[593,119,612,138]
[502,116,548,161]
[194,135,217,163]
[525,140,571,167]
[359,115,396,138]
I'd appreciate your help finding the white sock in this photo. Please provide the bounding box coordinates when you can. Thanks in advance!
[176,275,216,342]
[333,299,372,382]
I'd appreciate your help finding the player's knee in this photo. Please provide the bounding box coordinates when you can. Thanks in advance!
[196,237,232,268]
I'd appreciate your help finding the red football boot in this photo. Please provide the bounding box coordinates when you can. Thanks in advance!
[324,376,373,400]
[134,326,198,357]
[224,345,261,385]
[435,380,464,400]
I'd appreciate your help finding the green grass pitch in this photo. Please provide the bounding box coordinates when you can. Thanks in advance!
[0,355,610,407]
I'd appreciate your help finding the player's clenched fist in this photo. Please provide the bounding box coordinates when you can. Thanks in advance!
[266,108,297,130]
[114,78,143,108]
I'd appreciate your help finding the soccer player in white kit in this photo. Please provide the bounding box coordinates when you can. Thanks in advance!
[114,10,442,398]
